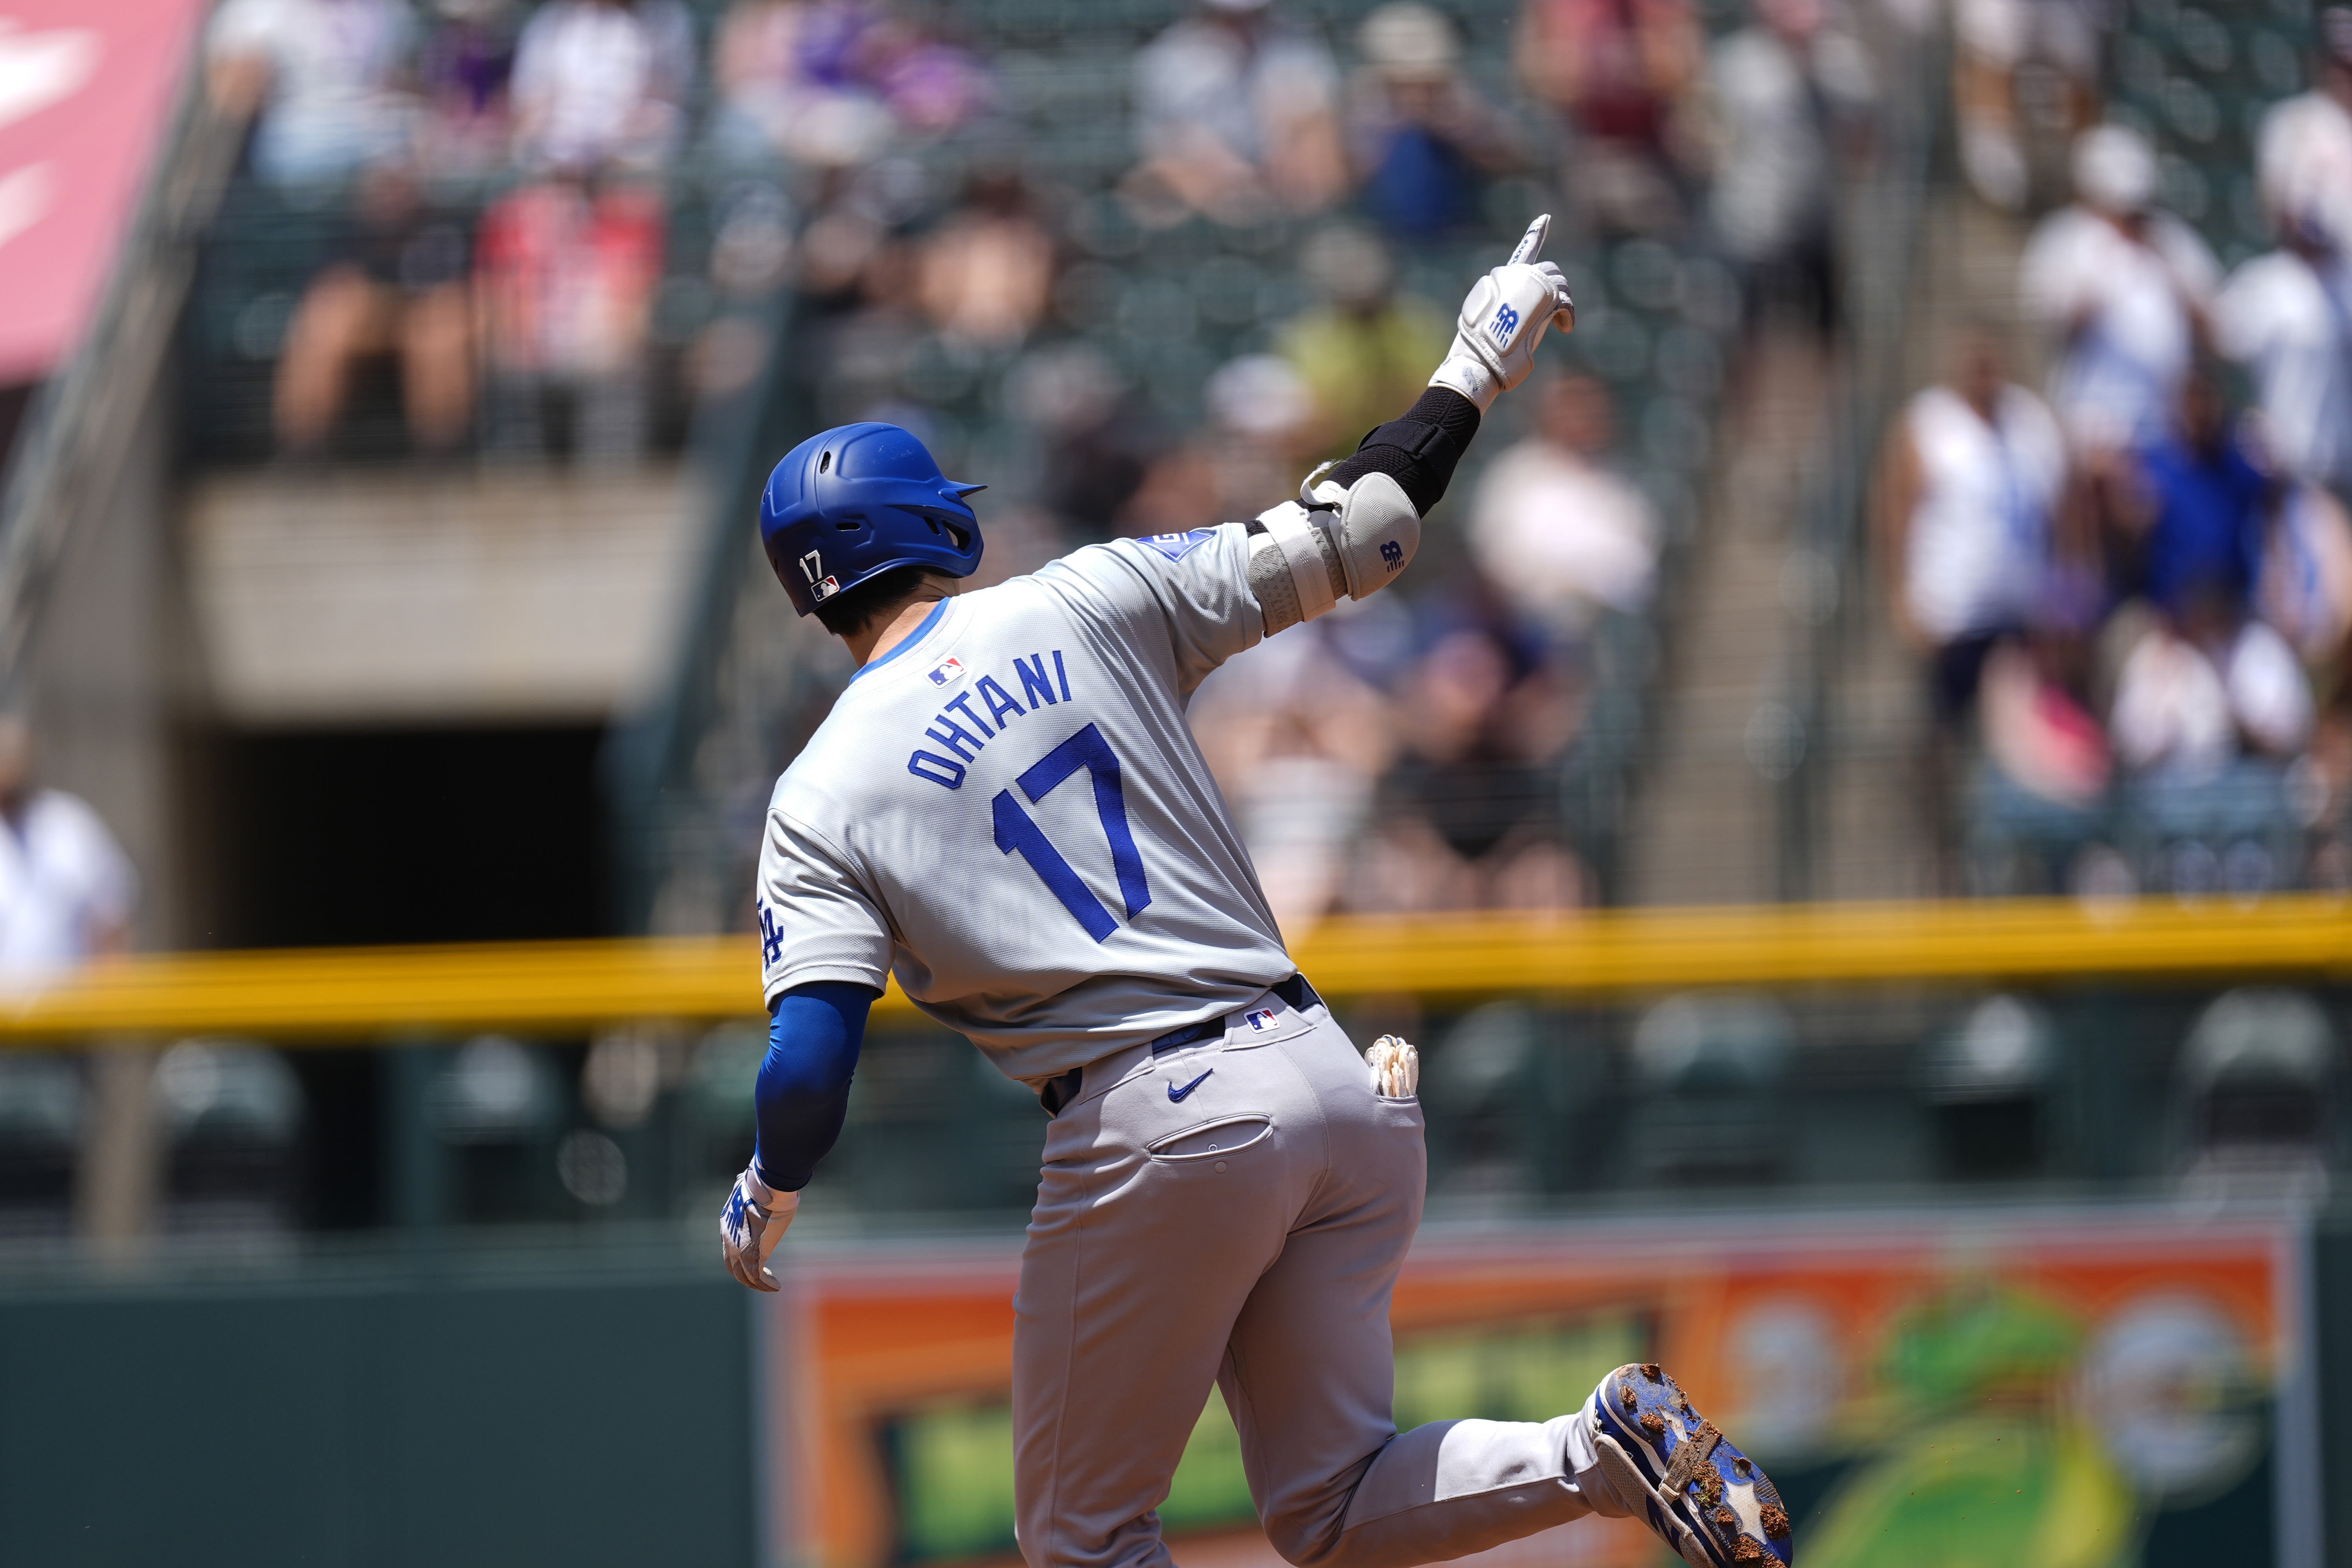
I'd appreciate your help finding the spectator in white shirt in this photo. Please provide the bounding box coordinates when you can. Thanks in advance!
[2257,9,2352,249]
[1873,327,2069,731]
[0,719,135,984]
[2020,125,2219,457]
[207,0,419,186]
[2215,209,2352,494]
[510,0,695,173]
[2109,619,2313,778]
[1468,374,1660,641]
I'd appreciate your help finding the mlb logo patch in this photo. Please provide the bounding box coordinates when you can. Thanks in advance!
[927,656,967,686]
[811,575,841,601]
[1142,528,1215,564]
[1245,1008,1277,1032]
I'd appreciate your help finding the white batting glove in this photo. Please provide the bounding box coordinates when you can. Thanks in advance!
[1367,1034,1419,1097]
[720,1165,799,1292]
[1429,214,1576,413]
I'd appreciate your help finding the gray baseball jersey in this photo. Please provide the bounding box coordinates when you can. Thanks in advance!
[754,524,1296,1083]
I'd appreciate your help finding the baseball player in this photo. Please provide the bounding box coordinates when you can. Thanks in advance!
[722,220,1794,1568]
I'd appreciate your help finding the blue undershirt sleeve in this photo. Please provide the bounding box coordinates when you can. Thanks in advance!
[751,980,878,1192]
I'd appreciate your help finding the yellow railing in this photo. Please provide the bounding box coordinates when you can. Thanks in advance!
[1,895,2348,1041]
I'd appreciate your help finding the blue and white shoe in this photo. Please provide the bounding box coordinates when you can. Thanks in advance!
[1586,1362,1792,1567]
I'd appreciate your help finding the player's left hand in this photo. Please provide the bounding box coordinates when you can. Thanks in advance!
[720,1165,798,1292]
[1429,213,1576,414]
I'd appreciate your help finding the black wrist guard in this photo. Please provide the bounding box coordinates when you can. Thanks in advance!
[1324,387,1483,516]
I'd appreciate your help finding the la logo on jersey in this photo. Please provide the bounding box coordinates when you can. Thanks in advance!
[1142,528,1215,564]
[1244,1008,1278,1032]
[927,656,967,687]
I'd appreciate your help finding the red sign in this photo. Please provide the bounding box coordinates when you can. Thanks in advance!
[0,1,205,384]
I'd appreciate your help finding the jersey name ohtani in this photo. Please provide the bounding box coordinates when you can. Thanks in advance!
[756,529,1292,1075]
[907,650,1073,789]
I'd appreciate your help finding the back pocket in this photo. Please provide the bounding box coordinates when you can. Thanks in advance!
[1147,1114,1273,1162]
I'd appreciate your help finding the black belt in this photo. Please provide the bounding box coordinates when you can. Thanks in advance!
[1038,974,1321,1117]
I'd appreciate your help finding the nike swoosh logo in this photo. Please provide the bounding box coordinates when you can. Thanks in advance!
[1167,1069,1213,1102]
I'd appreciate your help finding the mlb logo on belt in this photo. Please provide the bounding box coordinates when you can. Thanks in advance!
[1245,1008,1277,1032]
[927,656,967,686]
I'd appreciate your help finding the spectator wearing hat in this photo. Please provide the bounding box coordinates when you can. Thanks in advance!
[2020,124,2219,460]
[1276,226,1451,461]
[1347,4,1523,241]
[1126,0,1348,227]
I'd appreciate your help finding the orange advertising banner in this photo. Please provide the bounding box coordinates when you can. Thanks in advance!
[762,1206,2310,1568]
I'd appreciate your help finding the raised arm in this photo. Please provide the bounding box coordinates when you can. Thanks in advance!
[1248,216,1576,634]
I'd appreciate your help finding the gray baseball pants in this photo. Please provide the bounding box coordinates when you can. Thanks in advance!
[1014,990,1610,1568]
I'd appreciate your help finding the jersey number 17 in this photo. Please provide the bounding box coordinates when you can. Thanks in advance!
[992,723,1152,942]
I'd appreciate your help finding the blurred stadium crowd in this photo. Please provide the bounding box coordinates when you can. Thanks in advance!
[1892,6,2352,902]
[189,0,2352,921]
[184,0,1888,934]
[0,20,2337,1558]
[3,0,2349,1238]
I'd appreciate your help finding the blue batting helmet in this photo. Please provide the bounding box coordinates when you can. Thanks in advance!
[759,422,985,617]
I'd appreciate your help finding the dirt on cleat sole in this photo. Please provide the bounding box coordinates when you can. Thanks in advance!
[1589,1363,1793,1568]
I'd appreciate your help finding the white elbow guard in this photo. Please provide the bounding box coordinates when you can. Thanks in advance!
[1247,471,1420,634]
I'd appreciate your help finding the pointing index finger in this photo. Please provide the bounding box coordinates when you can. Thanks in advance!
[1508,213,1551,267]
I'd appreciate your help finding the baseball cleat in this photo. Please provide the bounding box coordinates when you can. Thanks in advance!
[1587,1363,1791,1567]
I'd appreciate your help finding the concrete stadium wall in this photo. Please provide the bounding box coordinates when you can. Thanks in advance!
[0,1245,755,1567]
